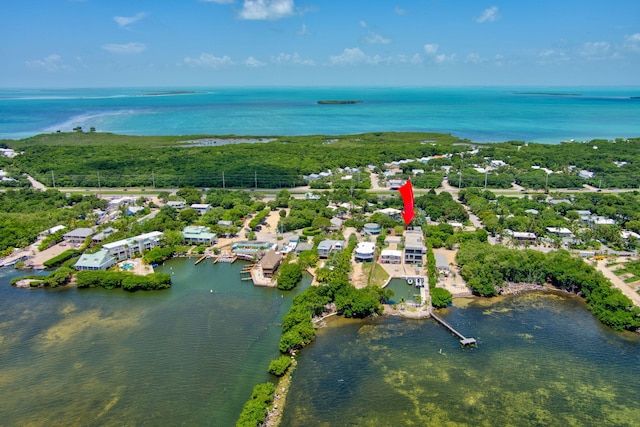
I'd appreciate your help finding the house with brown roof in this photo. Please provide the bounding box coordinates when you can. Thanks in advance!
[260,251,282,278]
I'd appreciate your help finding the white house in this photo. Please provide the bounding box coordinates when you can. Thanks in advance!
[103,231,163,260]
[380,249,402,264]
[191,204,212,215]
[547,227,573,237]
[166,200,186,209]
[354,242,375,262]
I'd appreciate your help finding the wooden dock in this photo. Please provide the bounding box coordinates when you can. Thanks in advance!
[431,312,477,347]
[194,255,208,265]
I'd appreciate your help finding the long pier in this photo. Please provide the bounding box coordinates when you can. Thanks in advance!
[431,312,477,347]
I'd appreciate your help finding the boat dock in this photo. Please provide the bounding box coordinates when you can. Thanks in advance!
[215,252,237,263]
[431,312,477,347]
[194,255,208,265]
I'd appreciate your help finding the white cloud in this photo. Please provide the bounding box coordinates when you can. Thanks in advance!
[329,47,367,65]
[580,41,610,58]
[397,54,422,64]
[366,31,391,45]
[296,23,310,35]
[184,53,233,68]
[394,7,407,16]
[328,48,396,65]
[25,54,72,72]
[475,6,499,23]
[102,42,146,54]
[465,53,486,64]
[239,0,294,20]
[271,52,315,66]
[359,20,367,28]
[435,53,456,64]
[423,43,439,55]
[624,33,640,52]
[493,54,504,66]
[114,12,147,28]
[244,56,266,67]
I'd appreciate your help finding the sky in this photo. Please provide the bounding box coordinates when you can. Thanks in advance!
[1,0,639,87]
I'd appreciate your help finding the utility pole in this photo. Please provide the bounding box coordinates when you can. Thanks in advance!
[222,171,225,189]
[545,172,549,193]
[152,170,155,188]
[484,169,488,190]
[254,171,258,190]
[458,170,462,189]
[51,170,55,188]
[97,171,101,196]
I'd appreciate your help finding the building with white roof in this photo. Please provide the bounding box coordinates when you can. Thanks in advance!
[103,231,163,260]
[354,242,375,262]
[380,249,402,264]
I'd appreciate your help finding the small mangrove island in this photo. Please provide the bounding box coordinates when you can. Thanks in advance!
[317,100,363,104]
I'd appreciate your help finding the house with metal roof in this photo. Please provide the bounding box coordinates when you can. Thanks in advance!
[63,228,94,245]
[182,226,216,245]
[74,249,116,271]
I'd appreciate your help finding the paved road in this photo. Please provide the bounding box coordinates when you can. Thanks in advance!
[26,175,47,191]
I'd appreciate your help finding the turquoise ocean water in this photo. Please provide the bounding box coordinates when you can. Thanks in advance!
[1,87,639,143]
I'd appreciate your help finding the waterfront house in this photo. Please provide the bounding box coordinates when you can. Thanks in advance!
[182,226,216,245]
[74,249,116,271]
[103,231,163,260]
[354,242,375,262]
[63,228,94,245]
[317,239,345,259]
[380,249,402,264]
[404,227,426,265]
[434,253,450,274]
[260,251,282,277]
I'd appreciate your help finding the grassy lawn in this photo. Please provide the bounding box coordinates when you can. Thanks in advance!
[362,262,390,287]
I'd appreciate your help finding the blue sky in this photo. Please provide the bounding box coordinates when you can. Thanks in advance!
[2,0,639,87]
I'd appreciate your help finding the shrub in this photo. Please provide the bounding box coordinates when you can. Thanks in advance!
[268,355,292,377]
[277,263,302,290]
[236,382,276,427]
[431,287,453,308]
[43,250,81,268]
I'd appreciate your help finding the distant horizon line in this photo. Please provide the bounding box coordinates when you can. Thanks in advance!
[2,84,640,91]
